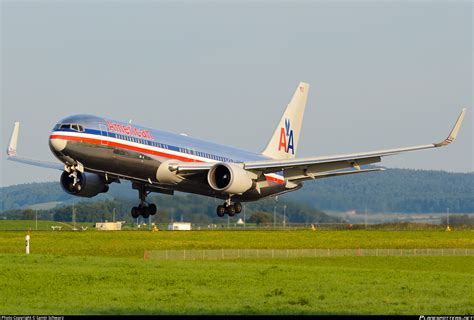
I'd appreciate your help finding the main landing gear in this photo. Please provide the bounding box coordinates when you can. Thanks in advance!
[131,186,157,219]
[216,199,242,218]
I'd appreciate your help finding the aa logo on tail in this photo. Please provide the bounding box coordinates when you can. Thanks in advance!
[278,118,295,154]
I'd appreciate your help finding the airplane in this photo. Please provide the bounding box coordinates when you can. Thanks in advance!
[6,82,467,218]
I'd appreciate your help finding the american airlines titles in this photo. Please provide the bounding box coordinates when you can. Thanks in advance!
[106,120,154,140]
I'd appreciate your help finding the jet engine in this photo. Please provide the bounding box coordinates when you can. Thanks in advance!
[207,163,253,194]
[60,171,109,198]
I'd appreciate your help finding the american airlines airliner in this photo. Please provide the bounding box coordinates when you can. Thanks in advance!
[6,83,467,218]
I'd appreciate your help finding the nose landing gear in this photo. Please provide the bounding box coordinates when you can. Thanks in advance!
[64,163,83,190]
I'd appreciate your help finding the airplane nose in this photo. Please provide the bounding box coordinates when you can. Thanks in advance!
[49,137,67,152]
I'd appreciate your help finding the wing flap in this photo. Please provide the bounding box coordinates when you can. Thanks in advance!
[291,168,385,183]
[282,156,381,179]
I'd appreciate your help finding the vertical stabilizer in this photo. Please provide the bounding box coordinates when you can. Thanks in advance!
[262,82,309,159]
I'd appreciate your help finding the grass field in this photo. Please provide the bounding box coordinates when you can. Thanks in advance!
[0,219,90,231]
[0,227,472,315]
[0,226,473,257]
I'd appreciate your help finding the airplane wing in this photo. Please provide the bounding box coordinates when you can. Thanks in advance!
[170,108,466,182]
[242,108,467,178]
[6,122,64,170]
[8,108,466,183]
[285,167,386,183]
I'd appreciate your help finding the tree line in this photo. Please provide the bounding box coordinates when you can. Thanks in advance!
[1,168,473,214]
[1,194,337,224]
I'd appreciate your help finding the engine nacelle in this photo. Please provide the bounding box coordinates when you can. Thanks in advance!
[60,171,109,198]
[156,160,184,185]
[207,163,253,194]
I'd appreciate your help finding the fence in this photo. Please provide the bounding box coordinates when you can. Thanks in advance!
[143,248,474,260]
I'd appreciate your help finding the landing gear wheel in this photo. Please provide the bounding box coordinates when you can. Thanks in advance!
[141,207,150,219]
[148,204,157,215]
[234,202,242,214]
[217,205,226,217]
[226,205,236,217]
[130,185,159,219]
[131,207,139,219]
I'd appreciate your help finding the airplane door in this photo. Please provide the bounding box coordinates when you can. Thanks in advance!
[99,124,108,145]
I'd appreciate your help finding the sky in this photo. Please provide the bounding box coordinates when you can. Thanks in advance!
[1,0,472,187]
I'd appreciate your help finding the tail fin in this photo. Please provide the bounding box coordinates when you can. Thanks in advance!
[262,82,309,159]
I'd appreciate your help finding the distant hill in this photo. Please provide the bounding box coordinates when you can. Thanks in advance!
[1,168,473,214]
[0,182,116,212]
[285,168,473,213]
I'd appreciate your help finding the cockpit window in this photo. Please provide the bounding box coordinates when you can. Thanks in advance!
[53,124,61,130]
[59,123,84,132]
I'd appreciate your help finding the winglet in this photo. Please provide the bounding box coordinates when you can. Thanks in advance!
[7,122,20,156]
[434,108,467,147]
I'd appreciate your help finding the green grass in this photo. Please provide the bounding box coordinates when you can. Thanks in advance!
[0,229,472,314]
[0,254,472,315]
[0,229,472,258]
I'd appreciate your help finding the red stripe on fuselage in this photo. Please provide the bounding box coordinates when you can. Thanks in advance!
[49,134,285,184]
[50,134,194,162]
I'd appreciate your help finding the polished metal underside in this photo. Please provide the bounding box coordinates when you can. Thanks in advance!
[51,139,291,202]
